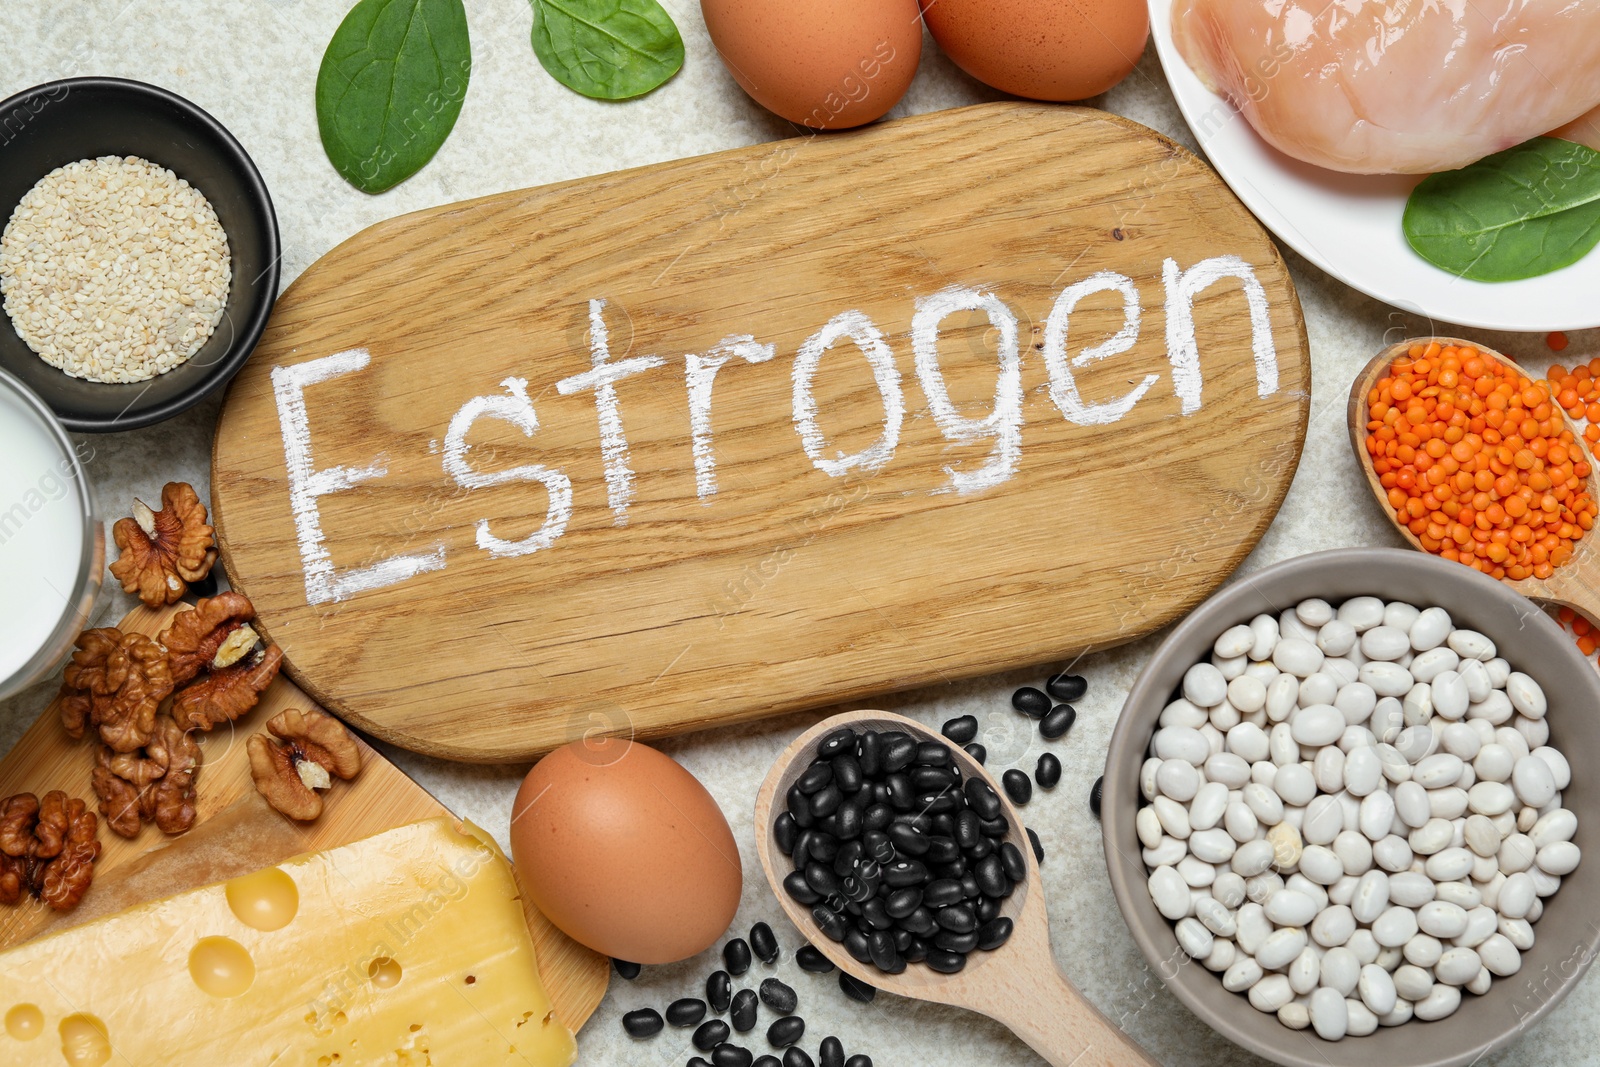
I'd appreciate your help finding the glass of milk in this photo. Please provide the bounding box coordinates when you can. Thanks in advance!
[0,369,102,701]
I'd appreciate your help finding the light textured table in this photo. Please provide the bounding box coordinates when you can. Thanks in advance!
[3,4,1596,1065]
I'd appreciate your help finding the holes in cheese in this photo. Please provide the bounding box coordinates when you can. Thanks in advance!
[0,818,576,1065]
[225,866,299,932]
[3,1003,40,1041]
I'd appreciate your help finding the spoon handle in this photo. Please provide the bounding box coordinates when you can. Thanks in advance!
[970,960,1161,1066]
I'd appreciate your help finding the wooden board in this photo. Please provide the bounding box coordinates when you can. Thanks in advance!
[0,604,608,1031]
[212,101,1310,762]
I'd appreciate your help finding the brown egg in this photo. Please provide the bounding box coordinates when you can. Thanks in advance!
[510,737,741,964]
[920,0,1149,101]
[701,0,922,130]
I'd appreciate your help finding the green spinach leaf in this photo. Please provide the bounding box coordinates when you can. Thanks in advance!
[317,0,471,194]
[531,0,684,101]
[1404,137,1600,282]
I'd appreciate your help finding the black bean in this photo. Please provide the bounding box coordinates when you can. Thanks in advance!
[936,903,976,933]
[903,936,928,963]
[926,835,960,864]
[754,1058,782,1067]
[767,1015,805,1047]
[806,832,840,864]
[817,728,856,759]
[975,854,1009,898]
[1027,826,1045,862]
[964,777,1002,820]
[923,877,962,908]
[1046,672,1088,702]
[860,897,892,929]
[833,800,863,841]
[977,916,1015,951]
[885,773,914,810]
[1035,752,1062,790]
[1090,775,1103,818]
[910,765,956,791]
[809,784,843,818]
[881,733,917,772]
[976,895,1001,923]
[758,977,798,1015]
[844,1056,873,1067]
[612,958,641,980]
[714,1043,755,1067]
[774,811,799,853]
[926,948,968,974]
[1040,703,1077,739]
[941,715,978,744]
[999,841,1027,883]
[863,803,893,831]
[731,988,758,1032]
[691,1060,714,1067]
[856,730,882,776]
[1002,769,1032,806]
[843,928,872,964]
[959,872,981,899]
[816,813,841,838]
[831,754,863,794]
[954,809,980,850]
[867,929,904,973]
[708,970,733,1013]
[886,820,929,856]
[819,1036,845,1067]
[964,742,987,765]
[934,927,979,953]
[804,863,840,897]
[797,762,833,794]
[870,781,891,805]
[980,815,1009,838]
[1012,686,1050,717]
[750,922,780,964]
[622,1008,663,1037]
[693,1019,731,1050]
[839,971,876,1002]
[782,1048,816,1067]
[813,905,848,942]
[883,886,922,918]
[917,791,959,815]
[914,741,950,766]
[667,998,708,1026]
[783,870,822,905]
[787,787,813,828]
[967,835,992,861]
[882,859,927,887]
[832,840,863,878]
[795,944,835,973]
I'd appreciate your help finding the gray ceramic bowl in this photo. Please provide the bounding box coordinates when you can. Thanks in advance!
[1104,548,1599,1067]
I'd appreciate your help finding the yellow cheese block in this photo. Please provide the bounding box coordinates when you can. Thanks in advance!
[0,817,576,1066]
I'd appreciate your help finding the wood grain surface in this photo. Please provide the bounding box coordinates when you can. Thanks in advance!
[0,604,608,1032]
[212,101,1310,762]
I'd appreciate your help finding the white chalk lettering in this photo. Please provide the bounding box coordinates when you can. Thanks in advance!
[271,349,446,605]
[686,334,777,501]
[443,377,573,558]
[1164,255,1279,415]
[555,299,667,527]
[911,287,1022,494]
[792,310,903,478]
[1043,271,1157,427]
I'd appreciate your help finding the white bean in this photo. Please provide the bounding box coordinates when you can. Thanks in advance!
[1177,856,1216,887]
[1403,934,1442,968]
[1478,933,1521,976]
[1214,624,1255,659]
[1176,916,1214,959]
[1531,747,1571,790]
[1417,900,1468,939]
[1149,866,1190,919]
[1512,756,1556,809]
[1232,839,1276,877]
[1408,647,1459,683]
[1250,614,1280,661]
[1360,625,1411,662]
[1297,599,1335,627]
[1309,987,1348,1040]
[1468,781,1516,816]
[1530,808,1577,847]
[1537,841,1581,876]
[1153,726,1209,764]
[1434,947,1480,986]
[1223,955,1263,992]
[1446,629,1495,660]
[1273,639,1324,679]
[1265,675,1300,723]
[1424,847,1474,882]
[1361,661,1415,698]
[1311,905,1356,948]
[1153,796,1191,839]
[1358,963,1397,1016]
[1189,828,1237,864]
[1156,759,1200,802]
[1372,905,1418,947]
[1506,672,1547,719]
[1248,974,1293,1013]
[1413,984,1461,1022]
[1393,963,1433,1002]
[1338,597,1385,632]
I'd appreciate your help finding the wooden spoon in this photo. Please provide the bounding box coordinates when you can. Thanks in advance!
[754,709,1159,1067]
[1348,337,1600,618]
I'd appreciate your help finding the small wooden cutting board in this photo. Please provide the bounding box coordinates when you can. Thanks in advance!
[0,604,608,1032]
[212,101,1310,762]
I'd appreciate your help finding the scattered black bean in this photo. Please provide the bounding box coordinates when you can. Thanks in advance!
[964,742,986,764]
[795,945,835,973]
[844,1057,873,1067]
[839,971,876,1003]
[708,970,733,1013]
[782,1048,816,1067]
[1027,826,1045,862]
[940,715,978,744]
[1040,703,1076,739]
[749,922,780,964]
[819,1036,845,1067]
[667,998,708,1027]
[754,1058,782,1067]
[713,1043,755,1067]
[731,989,758,1032]
[690,1059,714,1067]
[1090,775,1104,818]
[1046,672,1088,702]
[977,916,1015,951]
[1011,686,1050,718]
[622,1008,663,1038]
[767,1015,806,1048]
[695,1019,732,1050]
[725,939,753,975]
[612,958,641,980]
[1001,769,1032,806]
[1035,752,1062,790]
[758,977,798,1015]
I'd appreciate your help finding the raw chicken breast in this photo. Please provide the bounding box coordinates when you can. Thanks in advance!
[1552,103,1600,151]
[1172,0,1600,173]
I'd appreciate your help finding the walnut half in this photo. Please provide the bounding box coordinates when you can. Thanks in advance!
[90,714,202,839]
[159,593,283,732]
[0,791,101,912]
[58,627,174,753]
[248,709,362,821]
[108,481,217,608]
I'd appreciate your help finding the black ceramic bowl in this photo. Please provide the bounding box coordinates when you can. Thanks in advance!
[0,77,279,431]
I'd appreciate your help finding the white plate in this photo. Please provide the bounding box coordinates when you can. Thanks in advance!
[1148,0,1600,333]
